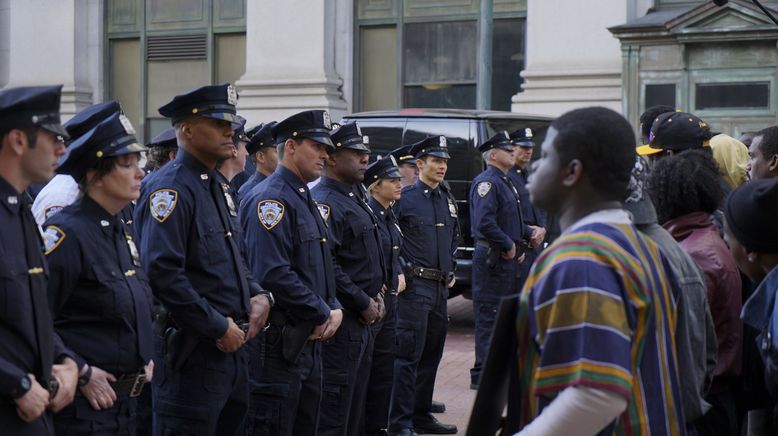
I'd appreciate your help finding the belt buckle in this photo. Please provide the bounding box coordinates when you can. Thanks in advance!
[129,373,146,398]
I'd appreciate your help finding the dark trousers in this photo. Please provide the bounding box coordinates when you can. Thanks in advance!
[318,310,373,436]
[364,293,398,436]
[154,340,248,436]
[0,404,53,436]
[470,247,517,384]
[389,284,448,431]
[54,393,138,435]
[246,325,322,436]
[694,390,740,436]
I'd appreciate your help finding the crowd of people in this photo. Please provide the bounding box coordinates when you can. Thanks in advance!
[1,80,777,436]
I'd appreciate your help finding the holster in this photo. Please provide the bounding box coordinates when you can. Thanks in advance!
[152,303,169,337]
[269,310,316,366]
[164,327,199,372]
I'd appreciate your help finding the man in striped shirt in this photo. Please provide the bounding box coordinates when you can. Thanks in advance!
[513,107,685,435]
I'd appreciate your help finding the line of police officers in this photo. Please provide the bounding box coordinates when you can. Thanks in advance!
[0,82,544,436]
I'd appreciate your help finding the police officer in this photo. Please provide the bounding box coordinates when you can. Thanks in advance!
[237,121,277,200]
[41,112,154,434]
[469,131,526,390]
[363,156,405,436]
[389,136,460,436]
[228,117,252,194]
[0,85,79,435]
[239,109,343,436]
[390,145,418,188]
[143,127,178,174]
[134,84,272,436]
[311,122,386,436]
[507,129,547,280]
[32,100,122,227]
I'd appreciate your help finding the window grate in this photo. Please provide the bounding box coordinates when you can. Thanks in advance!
[147,34,207,61]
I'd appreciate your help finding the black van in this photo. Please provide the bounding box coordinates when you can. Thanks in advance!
[342,109,553,298]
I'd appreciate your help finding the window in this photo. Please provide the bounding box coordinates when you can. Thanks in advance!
[491,19,526,111]
[645,84,676,109]
[695,82,770,109]
[360,26,398,111]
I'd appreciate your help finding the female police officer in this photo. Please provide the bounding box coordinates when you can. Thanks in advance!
[42,112,154,435]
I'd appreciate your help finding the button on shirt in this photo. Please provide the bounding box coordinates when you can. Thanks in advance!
[44,196,153,374]
[470,165,524,251]
[312,177,386,311]
[134,149,255,340]
[239,165,341,326]
[369,199,403,293]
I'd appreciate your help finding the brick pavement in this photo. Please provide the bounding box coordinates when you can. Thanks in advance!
[430,296,476,435]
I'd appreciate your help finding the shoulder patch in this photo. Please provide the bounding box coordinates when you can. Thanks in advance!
[43,205,64,220]
[317,203,331,221]
[477,181,492,197]
[42,226,66,255]
[149,189,179,223]
[258,200,285,230]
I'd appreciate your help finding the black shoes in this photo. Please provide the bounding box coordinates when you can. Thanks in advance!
[412,413,458,435]
[387,429,419,436]
[430,400,446,413]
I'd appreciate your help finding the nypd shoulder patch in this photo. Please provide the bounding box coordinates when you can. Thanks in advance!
[317,203,331,221]
[477,182,492,197]
[43,205,64,221]
[149,189,178,223]
[258,200,285,230]
[42,226,66,255]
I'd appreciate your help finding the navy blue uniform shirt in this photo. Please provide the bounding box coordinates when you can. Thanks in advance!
[369,199,403,293]
[134,149,256,340]
[44,195,153,374]
[239,165,341,326]
[312,177,385,311]
[237,171,266,202]
[508,165,545,230]
[394,180,460,293]
[470,165,525,251]
[0,177,70,395]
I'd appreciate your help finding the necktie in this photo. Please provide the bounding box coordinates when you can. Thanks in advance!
[503,176,525,229]
[431,189,446,271]
[306,190,337,303]
[115,221,154,364]
[210,175,250,314]
[20,195,53,385]
[351,187,386,286]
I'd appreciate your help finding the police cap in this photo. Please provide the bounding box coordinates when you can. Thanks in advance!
[147,127,177,149]
[246,122,276,155]
[364,155,402,184]
[158,83,241,129]
[0,85,69,139]
[408,136,450,159]
[478,131,514,153]
[637,111,712,156]
[233,115,249,143]
[64,100,122,142]
[273,110,334,150]
[330,122,370,153]
[509,128,534,148]
[57,112,146,180]
[390,145,416,166]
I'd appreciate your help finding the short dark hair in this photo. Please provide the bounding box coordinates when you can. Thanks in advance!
[639,105,675,142]
[76,156,119,192]
[0,127,38,150]
[550,107,637,201]
[146,146,177,170]
[648,149,724,224]
[755,125,778,159]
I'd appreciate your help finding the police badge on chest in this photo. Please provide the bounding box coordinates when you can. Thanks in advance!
[447,198,457,218]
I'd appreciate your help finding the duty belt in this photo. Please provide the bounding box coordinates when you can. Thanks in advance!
[109,371,146,397]
[410,266,448,283]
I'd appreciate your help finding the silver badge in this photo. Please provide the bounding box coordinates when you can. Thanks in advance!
[220,183,238,217]
[363,135,369,145]
[389,155,398,166]
[119,114,136,135]
[439,136,447,148]
[448,198,457,217]
[501,131,509,139]
[323,111,331,129]
[126,234,142,267]
[525,128,533,138]
[356,124,362,136]
[227,85,238,106]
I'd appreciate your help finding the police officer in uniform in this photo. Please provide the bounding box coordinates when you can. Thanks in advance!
[363,156,405,436]
[389,136,460,436]
[0,85,79,435]
[42,112,154,435]
[32,100,122,227]
[239,109,343,436]
[507,128,546,281]
[143,127,178,174]
[390,145,418,188]
[134,84,272,436]
[468,131,526,390]
[237,121,277,200]
[228,117,252,194]
[311,123,386,436]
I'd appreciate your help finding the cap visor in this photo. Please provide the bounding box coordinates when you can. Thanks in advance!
[41,123,70,140]
[202,112,242,129]
[427,151,451,159]
[383,168,402,179]
[340,143,371,153]
[636,144,662,156]
[110,142,148,156]
[498,145,515,152]
[305,134,335,149]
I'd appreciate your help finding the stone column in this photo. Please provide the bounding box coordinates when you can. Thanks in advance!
[3,0,102,120]
[236,0,350,126]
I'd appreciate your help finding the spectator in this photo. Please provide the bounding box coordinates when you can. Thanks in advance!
[747,126,778,181]
[638,104,675,145]
[710,134,749,189]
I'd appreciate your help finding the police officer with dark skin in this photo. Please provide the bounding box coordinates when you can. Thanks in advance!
[43,113,154,434]
[239,109,343,436]
[0,85,79,435]
[363,156,405,436]
[389,136,460,436]
[469,131,527,389]
[311,122,386,436]
[134,84,272,436]
[238,122,278,200]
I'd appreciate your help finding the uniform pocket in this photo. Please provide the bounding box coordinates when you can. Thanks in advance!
[157,400,209,436]
[246,383,289,436]
[395,319,421,360]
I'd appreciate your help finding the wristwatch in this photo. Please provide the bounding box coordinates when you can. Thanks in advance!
[263,291,275,307]
[78,365,93,387]
[11,374,31,399]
